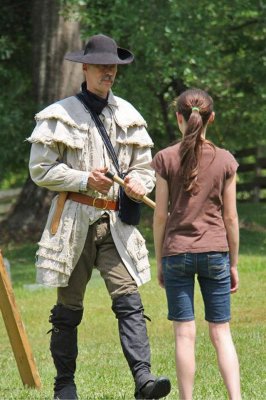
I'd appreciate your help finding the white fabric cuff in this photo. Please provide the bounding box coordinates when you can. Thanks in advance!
[79,172,90,192]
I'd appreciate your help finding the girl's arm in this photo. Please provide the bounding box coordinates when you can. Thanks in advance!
[153,173,169,288]
[222,173,239,293]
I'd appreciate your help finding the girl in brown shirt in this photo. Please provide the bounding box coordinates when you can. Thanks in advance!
[152,88,241,399]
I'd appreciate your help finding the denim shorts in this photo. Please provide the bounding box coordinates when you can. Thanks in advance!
[162,252,231,323]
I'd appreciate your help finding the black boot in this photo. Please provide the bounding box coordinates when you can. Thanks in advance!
[49,304,83,400]
[112,293,171,399]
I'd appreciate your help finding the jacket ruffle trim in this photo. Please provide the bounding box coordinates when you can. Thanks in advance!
[34,198,81,284]
[112,96,147,129]
[27,119,87,149]
[26,95,154,149]
[34,95,148,130]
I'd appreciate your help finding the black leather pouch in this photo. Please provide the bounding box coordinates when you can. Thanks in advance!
[118,186,141,225]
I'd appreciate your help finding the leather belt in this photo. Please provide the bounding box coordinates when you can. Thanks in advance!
[67,192,119,211]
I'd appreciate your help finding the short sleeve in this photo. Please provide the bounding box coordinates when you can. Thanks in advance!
[151,151,168,180]
[225,151,239,179]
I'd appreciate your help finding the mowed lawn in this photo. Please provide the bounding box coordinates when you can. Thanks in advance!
[0,203,265,399]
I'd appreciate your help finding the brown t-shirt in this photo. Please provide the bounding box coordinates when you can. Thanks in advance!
[151,142,239,256]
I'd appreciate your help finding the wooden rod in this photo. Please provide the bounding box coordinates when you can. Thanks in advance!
[105,171,156,209]
[0,250,41,389]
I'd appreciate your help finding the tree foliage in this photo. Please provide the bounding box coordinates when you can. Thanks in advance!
[63,0,266,151]
[0,0,265,186]
[0,0,82,242]
[0,0,34,185]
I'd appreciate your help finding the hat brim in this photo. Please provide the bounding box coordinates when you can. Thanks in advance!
[64,47,134,65]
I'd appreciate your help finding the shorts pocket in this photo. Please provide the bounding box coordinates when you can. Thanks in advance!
[207,253,229,280]
[163,254,186,275]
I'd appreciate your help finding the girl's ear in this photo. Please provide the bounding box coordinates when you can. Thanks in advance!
[208,111,215,124]
[176,112,183,124]
[82,63,87,71]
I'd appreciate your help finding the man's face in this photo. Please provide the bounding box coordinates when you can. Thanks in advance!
[83,64,118,98]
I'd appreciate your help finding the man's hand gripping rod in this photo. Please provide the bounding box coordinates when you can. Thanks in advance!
[105,170,156,209]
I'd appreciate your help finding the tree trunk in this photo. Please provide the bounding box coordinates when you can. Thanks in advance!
[32,0,83,105]
[157,79,187,145]
[0,0,83,244]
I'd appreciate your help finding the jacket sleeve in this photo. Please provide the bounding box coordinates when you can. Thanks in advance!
[125,126,155,195]
[28,119,90,192]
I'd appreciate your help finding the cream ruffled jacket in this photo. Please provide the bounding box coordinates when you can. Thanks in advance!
[27,91,155,287]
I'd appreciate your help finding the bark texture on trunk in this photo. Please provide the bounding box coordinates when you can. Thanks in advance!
[0,0,82,244]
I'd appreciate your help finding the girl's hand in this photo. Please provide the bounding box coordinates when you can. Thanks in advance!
[157,263,165,288]
[230,266,239,293]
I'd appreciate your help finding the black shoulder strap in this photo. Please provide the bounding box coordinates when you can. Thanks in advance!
[76,92,121,176]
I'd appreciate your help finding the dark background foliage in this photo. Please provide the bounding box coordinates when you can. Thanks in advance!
[1,0,265,186]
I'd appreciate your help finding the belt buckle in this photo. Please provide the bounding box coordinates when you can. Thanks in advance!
[93,197,109,210]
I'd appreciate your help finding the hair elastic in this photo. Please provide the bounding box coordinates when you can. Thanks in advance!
[191,107,200,112]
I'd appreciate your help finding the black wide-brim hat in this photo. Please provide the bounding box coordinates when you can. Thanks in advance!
[65,34,134,65]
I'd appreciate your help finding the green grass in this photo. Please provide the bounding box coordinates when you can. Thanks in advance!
[0,202,265,399]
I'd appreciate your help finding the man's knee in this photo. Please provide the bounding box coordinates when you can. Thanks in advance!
[112,292,144,319]
[49,304,83,329]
